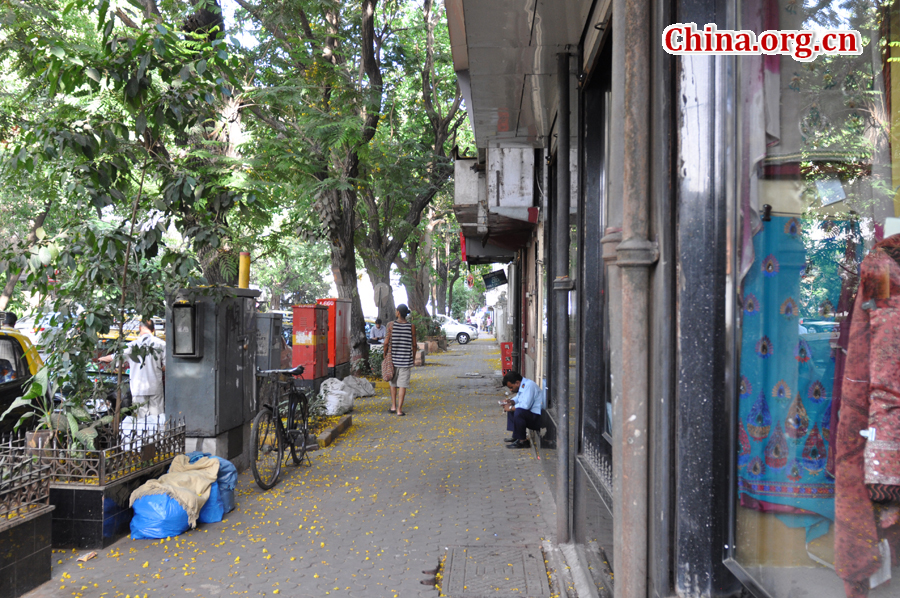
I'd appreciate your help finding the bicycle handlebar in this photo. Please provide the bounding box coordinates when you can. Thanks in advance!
[257,364,305,377]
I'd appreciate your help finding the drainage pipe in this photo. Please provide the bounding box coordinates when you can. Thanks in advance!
[613,0,658,595]
[553,50,572,546]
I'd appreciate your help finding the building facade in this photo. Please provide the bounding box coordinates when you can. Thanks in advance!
[446,0,900,597]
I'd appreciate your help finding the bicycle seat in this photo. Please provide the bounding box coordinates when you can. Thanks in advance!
[257,364,305,377]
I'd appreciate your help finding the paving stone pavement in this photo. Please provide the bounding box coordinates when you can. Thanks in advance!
[27,337,558,598]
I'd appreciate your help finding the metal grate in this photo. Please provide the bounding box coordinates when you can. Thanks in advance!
[0,453,51,529]
[442,545,551,597]
[0,417,185,486]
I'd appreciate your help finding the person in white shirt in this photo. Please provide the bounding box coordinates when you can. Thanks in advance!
[100,319,166,418]
[369,318,386,344]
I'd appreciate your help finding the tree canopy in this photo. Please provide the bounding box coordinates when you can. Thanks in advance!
[0,0,473,408]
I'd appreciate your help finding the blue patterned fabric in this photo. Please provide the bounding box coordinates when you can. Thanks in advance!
[738,216,843,540]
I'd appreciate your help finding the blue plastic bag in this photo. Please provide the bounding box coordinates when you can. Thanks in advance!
[185,452,237,514]
[220,487,235,514]
[198,480,225,524]
[185,452,237,489]
[130,494,189,540]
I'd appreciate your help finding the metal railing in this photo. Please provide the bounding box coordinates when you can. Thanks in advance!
[0,416,185,486]
[0,453,51,529]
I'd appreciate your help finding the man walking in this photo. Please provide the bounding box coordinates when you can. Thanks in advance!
[501,370,542,449]
[100,319,166,418]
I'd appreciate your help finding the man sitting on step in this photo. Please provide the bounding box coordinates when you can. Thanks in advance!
[501,370,542,449]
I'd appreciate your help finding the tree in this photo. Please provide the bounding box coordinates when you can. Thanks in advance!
[252,241,332,309]
[356,0,465,323]
[450,276,485,321]
[430,224,461,315]
[0,0,255,432]
[231,0,393,363]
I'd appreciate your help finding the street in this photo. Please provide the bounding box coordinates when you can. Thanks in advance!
[29,338,558,598]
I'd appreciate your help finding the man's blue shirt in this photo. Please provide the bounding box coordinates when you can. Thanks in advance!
[513,377,542,415]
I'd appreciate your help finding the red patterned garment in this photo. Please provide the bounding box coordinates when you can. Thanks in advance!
[835,235,900,597]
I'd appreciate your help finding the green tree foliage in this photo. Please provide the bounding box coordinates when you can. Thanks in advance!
[356,0,467,322]
[0,0,257,430]
[231,0,468,348]
[252,240,332,308]
[229,0,391,360]
[0,0,469,418]
[450,264,489,321]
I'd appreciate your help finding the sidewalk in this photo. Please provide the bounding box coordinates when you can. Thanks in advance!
[29,338,560,598]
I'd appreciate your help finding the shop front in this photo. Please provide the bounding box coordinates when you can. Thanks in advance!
[722,0,900,595]
[447,0,900,596]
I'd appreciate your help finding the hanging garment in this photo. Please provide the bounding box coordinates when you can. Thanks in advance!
[738,216,838,541]
[835,235,900,596]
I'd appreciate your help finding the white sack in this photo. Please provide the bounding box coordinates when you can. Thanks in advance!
[320,378,353,416]
[341,376,375,399]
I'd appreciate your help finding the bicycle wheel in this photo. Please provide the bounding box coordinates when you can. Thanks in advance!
[250,408,283,489]
[288,391,310,466]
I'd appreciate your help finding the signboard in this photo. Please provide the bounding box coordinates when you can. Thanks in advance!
[482,269,508,290]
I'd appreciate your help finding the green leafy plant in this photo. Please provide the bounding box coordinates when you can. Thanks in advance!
[308,391,328,431]
[367,350,384,376]
[408,312,440,342]
[350,356,371,377]
[0,366,138,450]
[1,367,56,433]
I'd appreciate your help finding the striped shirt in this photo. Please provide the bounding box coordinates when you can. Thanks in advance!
[390,322,414,368]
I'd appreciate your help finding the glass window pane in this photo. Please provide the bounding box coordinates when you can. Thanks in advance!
[734,0,900,593]
[173,306,195,356]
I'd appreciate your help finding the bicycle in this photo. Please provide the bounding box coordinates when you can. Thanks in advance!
[251,364,312,490]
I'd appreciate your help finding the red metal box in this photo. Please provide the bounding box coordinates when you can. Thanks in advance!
[316,298,351,367]
[291,304,329,379]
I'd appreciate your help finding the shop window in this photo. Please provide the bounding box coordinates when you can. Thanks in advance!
[730,0,900,594]
[577,51,613,502]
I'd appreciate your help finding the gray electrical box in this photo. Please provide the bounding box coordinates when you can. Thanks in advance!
[256,313,284,372]
[165,288,260,441]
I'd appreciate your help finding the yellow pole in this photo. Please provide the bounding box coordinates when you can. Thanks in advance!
[238,252,250,288]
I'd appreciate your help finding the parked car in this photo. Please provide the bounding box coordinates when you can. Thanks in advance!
[799,319,839,334]
[14,312,65,348]
[0,328,44,434]
[433,314,479,345]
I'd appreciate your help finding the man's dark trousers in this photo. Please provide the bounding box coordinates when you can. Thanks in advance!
[507,408,541,441]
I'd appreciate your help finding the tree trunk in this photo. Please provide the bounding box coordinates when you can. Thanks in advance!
[434,246,449,315]
[0,200,53,311]
[395,243,430,318]
[327,188,369,371]
[403,274,429,317]
[198,247,240,285]
[447,262,461,317]
[363,260,396,323]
